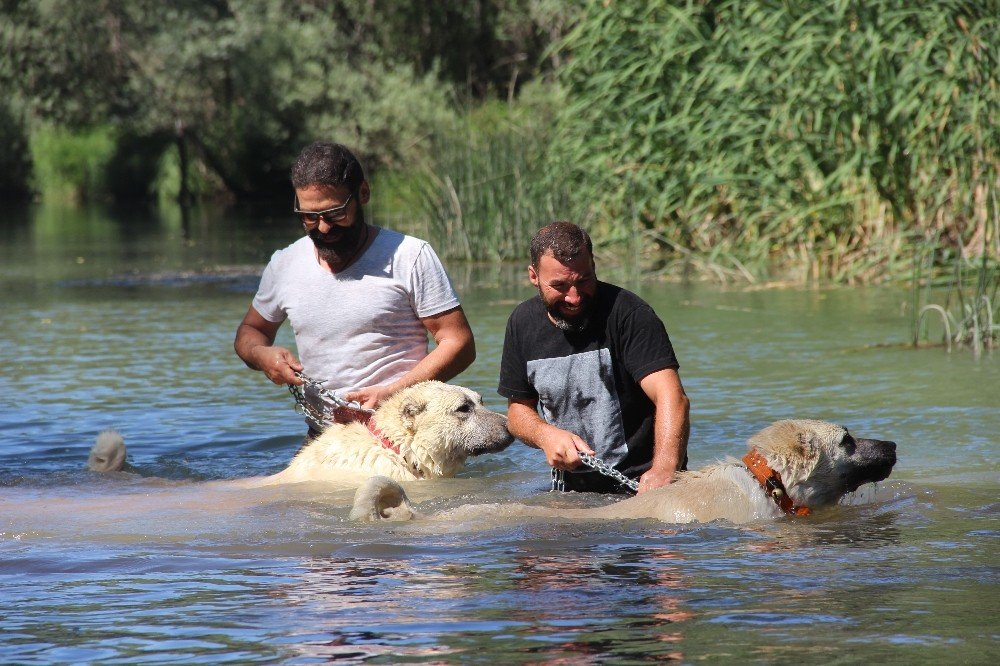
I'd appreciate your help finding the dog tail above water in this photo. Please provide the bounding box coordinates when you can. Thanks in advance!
[88,429,127,472]
[350,476,418,522]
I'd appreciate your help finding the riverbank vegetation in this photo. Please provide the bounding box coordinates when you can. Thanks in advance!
[911,194,999,355]
[2,0,996,290]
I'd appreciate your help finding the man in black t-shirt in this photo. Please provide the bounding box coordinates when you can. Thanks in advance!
[498,221,691,493]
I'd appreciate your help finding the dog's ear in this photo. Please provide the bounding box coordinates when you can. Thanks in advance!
[780,431,825,480]
[400,398,427,431]
[794,432,813,458]
[794,431,827,462]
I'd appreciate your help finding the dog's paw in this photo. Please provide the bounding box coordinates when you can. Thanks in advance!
[350,475,417,521]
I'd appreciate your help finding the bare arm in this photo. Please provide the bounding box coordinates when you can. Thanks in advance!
[345,306,476,408]
[507,398,595,470]
[636,368,690,493]
[233,305,303,385]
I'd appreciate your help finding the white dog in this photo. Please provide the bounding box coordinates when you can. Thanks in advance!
[350,419,897,524]
[89,381,514,486]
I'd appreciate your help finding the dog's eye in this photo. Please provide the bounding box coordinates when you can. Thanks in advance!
[455,403,473,414]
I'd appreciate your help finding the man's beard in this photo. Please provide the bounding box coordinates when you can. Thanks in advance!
[309,207,365,264]
[540,288,592,333]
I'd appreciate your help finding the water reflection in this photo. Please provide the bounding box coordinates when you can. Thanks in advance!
[262,536,697,663]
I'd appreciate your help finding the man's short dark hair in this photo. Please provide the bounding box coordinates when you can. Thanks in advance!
[291,141,365,192]
[530,221,594,267]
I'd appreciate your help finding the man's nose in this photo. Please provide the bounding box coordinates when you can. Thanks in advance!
[563,286,582,304]
[317,217,346,233]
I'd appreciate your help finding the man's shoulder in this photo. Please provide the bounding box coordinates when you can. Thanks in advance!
[509,295,544,320]
[379,226,429,245]
[598,281,650,309]
[597,281,664,325]
[275,235,312,252]
[373,227,434,259]
[376,226,409,244]
[267,236,313,266]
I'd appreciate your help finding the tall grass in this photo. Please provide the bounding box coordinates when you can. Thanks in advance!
[408,93,573,263]
[30,125,116,204]
[912,190,1000,355]
[548,0,997,282]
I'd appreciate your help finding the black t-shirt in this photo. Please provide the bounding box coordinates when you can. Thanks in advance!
[498,281,680,489]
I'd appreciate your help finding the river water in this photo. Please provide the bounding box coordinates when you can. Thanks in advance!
[1,203,997,663]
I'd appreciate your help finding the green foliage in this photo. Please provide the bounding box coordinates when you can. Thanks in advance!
[340,0,576,97]
[405,83,571,261]
[0,0,569,203]
[153,140,227,206]
[29,125,117,204]
[551,0,998,281]
[912,191,1000,354]
[0,0,136,128]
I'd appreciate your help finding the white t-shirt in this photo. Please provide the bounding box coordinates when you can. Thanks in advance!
[252,229,460,398]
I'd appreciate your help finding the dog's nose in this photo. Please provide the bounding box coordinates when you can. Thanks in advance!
[879,439,897,464]
[866,438,896,452]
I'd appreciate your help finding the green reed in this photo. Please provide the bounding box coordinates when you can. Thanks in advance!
[412,2,996,285]
[409,97,571,263]
[912,190,1000,354]
[546,0,997,283]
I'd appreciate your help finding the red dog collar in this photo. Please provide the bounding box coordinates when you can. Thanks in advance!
[367,417,400,455]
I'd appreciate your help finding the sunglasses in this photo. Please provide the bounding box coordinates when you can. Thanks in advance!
[293,193,354,227]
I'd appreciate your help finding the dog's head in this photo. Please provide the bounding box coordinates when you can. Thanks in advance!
[374,381,514,477]
[747,419,897,509]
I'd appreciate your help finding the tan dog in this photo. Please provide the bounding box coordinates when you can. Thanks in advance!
[89,381,513,486]
[350,419,897,524]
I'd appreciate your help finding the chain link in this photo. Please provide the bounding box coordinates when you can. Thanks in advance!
[287,372,375,432]
[576,452,640,493]
[550,467,565,492]
[550,453,639,493]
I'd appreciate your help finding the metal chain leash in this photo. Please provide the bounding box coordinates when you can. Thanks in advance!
[287,372,374,431]
[550,467,565,492]
[551,452,640,493]
[579,452,640,492]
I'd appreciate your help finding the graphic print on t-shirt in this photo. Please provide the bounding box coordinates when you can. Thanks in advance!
[526,348,628,466]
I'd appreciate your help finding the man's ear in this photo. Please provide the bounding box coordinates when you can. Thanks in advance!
[528,264,539,288]
[359,180,371,205]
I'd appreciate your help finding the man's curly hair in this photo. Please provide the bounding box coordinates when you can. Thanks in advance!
[291,141,365,192]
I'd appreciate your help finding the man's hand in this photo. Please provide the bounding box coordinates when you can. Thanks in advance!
[253,346,303,386]
[636,466,675,494]
[235,306,304,386]
[539,429,595,471]
[507,399,594,471]
[344,385,396,410]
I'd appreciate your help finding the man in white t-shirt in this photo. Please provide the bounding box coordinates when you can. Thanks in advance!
[234,142,475,434]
